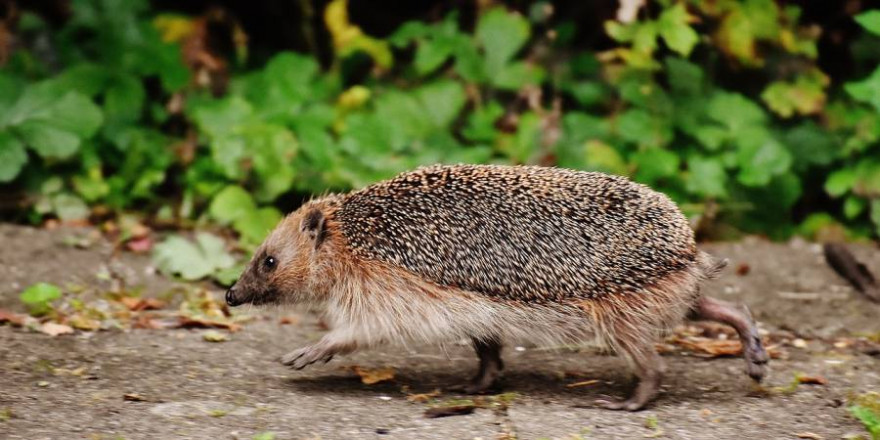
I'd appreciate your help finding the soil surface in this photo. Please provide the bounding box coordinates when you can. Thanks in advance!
[1,223,879,440]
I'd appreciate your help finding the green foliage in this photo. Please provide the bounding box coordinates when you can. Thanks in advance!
[2,1,880,241]
[20,283,62,316]
[153,233,236,281]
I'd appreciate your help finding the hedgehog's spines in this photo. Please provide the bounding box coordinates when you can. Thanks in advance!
[331,164,697,302]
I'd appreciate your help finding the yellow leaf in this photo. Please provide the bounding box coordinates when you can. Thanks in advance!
[153,15,195,43]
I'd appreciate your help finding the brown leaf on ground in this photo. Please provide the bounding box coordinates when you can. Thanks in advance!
[120,297,166,311]
[0,309,28,326]
[123,393,147,402]
[423,404,476,418]
[794,432,823,439]
[349,366,395,385]
[40,322,74,336]
[177,316,242,332]
[736,263,751,276]
[665,335,784,359]
[796,374,827,385]
[406,389,441,403]
[132,315,179,330]
[68,315,101,331]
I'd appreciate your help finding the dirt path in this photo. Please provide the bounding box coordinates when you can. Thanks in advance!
[1,224,879,440]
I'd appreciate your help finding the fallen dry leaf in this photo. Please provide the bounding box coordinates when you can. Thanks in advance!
[123,393,147,402]
[406,389,441,403]
[69,314,101,331]
[736,263,750,276]
[177,316,241,332]
[350,366,395,385]
[794,432,823,440]
[0,308,28,326]
[202,330,229,342]
[796,374,827,385]
[120,297,166,311]
[132,315,179,330]
[566,379,599,388]
[40,322,74,336]
[53,367,86,377]
[423,404,475,418]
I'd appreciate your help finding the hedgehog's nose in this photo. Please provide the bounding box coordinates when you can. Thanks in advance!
[226,286,242,307]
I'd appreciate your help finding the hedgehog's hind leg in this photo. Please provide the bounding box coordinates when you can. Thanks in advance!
[692,296,768,381]
[458,337,504,394]
[596,336,666,411]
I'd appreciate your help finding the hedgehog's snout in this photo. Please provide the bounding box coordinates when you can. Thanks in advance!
[225,285,243,307]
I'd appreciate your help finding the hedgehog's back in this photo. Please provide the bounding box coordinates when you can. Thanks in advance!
[335,164,697,302]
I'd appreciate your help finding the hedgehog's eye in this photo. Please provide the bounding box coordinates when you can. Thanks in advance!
[264,256,276,270]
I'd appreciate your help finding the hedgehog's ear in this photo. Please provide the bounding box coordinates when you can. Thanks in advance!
[300,208,327,248]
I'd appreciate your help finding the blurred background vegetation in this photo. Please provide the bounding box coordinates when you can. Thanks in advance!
[2,0,880,249]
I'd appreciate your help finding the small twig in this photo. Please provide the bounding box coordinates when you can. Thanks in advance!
[823,243,880,302]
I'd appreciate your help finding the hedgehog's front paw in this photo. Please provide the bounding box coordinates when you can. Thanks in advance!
[280,345,335,370]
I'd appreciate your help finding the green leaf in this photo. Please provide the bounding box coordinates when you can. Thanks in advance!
[844,196,866,219]
[52,193,90,221]
[825,168,856,197]
[0,132,27,182]
[15,122,81,159]
[707,92,766,132]
[845,67,880,114]
[493,61,544,90]
[414,39,455,75]
[234,207,282,247]
[616,109,673,148]
[761,70,828,118]
[476,7,530,81]
[104,74,145,124]
[686,155,727,198]
[582,140,627,175]
[20,282,62,317]
[209,186,257,225]
[388,21,432,46]
[736,136,792,187]
[632,148,680,183]
[665,57,704,95]
[854,10,880,36]
[850,405,880,438]
[872,201,880,237]
[153,233,236,281]
[463,102,503,143]
[415,80,466,130]
[214,264,245,287]
[783,121,837,169]
[41,92,103,138]
[190,96,254,138]
[657,3,699,56]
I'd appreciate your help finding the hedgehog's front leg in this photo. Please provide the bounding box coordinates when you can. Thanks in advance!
[459,337,504,394]
[596,338,666,411]
[280,333,356,370]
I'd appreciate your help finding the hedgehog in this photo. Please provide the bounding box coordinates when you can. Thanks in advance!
[226,164,768,410]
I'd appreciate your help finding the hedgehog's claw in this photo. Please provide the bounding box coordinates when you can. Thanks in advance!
[280,345,334,370]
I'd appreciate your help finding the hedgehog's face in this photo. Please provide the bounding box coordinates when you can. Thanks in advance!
[225,206,328,307]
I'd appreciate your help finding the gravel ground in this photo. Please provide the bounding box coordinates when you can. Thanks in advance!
[1,223,879,440]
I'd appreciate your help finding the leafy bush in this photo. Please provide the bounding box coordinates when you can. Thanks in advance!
[2,0,880,245]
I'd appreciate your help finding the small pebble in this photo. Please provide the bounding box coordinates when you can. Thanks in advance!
[378,396,392,401]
